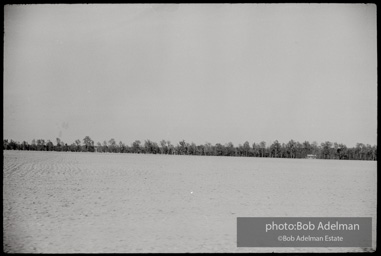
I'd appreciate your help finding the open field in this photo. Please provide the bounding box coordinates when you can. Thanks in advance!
[3,150,377,253]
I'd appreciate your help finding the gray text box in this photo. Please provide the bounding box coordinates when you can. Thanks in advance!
[237,217,372,247]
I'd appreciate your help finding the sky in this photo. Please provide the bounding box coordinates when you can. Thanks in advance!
[3,4,377,147]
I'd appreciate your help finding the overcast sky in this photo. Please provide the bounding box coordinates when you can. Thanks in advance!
[4,4,377,147]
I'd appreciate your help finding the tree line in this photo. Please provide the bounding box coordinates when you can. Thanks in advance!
[3,137,377,161]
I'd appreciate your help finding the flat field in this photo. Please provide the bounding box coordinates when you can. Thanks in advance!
[3,150,377,253]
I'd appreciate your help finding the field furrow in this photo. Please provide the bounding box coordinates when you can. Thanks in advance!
[3,151,377,253]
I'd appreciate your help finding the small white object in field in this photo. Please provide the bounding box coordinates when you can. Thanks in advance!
[190,191,193,194]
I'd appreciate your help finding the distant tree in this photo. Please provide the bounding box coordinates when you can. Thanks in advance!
[108,138,116,153]
[331,142,338,159]
[132,140,141,153]
[236,144,244,157]
[215,143,225,156]
[102,140,108,152]
[311,141,319,157]
[278,143,284,158]
[270,140,281,158]
[226,142,235,156]
[152,141,160,154]
[364,144,374,161]
[3,139,8,150]
[178,140,187,155]
[252,143,260,157]
[63,143,69,152]
[204,142,213,156]
[69,143,77,152]
[168,142,175,155]
[46,140,54,151]
[295,141,303,158]
[166,141,173,154]
[74,139,81,152]
[197,144,205,155]
[358,143,367,160]
[119,141,126,153]
[6,140,17,150]
[321,141,332,159]
[55,138,62,151]
[188,142,197,155]
[337,143,348,159]
[160,140,167,154]
[12,140,21,150]
[259,141,266,157]
[15,140,21,150]
[347,147,355,160]
[96,142,102,152]
[83,136,94,152]
[3,136,376,161]
[22,141,29,150]
[31,139,37,151]
[243,141,250,157]
[286,140,296,158]
[371,145,377,161]
[302,141,311,158]
[144,140,153,154]
[37,139,46,151]
[143,140,159,154]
